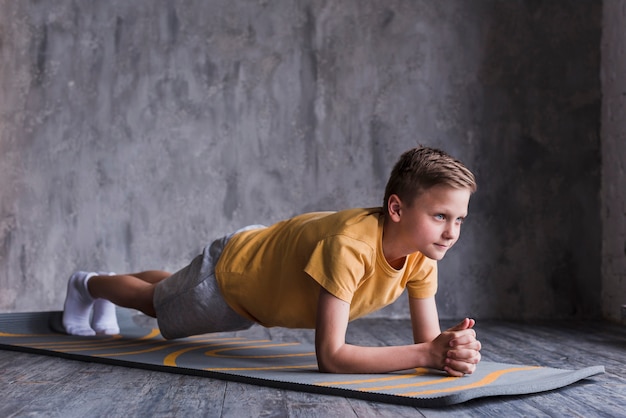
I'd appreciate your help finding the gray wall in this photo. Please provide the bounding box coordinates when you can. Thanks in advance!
[0,1,604,321]
[601,0,626,323]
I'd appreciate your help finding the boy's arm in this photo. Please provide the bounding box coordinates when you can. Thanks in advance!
[408,296,441,343]
[315,288,480,375]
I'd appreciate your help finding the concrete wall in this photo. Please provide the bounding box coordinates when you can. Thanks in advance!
[601,0,626,322]
[0,1,603,320]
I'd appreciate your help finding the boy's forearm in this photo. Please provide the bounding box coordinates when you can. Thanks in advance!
[316,342,434,374]
[314,290,479,374]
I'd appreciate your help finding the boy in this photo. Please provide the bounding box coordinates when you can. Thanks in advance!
[63,146,481,376]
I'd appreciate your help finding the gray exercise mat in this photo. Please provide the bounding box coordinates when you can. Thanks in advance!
[0,309,604,407]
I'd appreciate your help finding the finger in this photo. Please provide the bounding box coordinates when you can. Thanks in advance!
[447,318,471,332]
[447,348,482,363]
[449,340,482,354]
[444,366,466,377]
[460,318,477,329]
[445,357,478,375]
[449,330,478,347]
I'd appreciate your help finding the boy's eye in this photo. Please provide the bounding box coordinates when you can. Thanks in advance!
[456,217,465,224]
[434,214,445,220]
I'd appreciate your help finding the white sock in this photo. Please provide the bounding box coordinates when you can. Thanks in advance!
[91,272,120,335]
[62,271,97,336]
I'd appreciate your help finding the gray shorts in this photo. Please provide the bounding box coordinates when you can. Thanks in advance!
[153,227,262,339]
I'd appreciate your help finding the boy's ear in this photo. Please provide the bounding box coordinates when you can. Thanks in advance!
[387,194,402,222]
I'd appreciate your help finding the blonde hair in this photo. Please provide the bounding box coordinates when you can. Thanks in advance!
[383,146,476,214]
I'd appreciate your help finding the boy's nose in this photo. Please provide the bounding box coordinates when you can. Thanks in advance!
[443,224,459,240]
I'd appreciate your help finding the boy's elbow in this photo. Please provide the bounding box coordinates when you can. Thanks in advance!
[316,347,344,374]
[317,360,344,374]
[316,353,338,373]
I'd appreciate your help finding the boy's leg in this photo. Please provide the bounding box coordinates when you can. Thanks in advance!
[63,270,170,336]
[90,270,171,334]
[125,270,171,284]
[87,271,170,317]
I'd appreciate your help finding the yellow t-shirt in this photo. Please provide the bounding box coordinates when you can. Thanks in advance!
[215,207,437,328]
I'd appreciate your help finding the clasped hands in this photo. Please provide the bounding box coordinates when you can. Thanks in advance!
[431,318,482,377]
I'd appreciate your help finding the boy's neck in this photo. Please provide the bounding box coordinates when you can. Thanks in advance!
[381,217,408,269]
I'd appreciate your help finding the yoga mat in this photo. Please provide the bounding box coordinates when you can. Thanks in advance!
[0,309,604,407]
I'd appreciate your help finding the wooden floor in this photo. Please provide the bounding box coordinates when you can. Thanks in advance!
[1,317,625,417]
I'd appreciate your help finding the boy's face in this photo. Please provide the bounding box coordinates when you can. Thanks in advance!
[392,185,471,261]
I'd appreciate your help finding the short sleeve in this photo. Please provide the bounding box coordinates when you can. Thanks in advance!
[404,254,438,299]
[304,235,375,303]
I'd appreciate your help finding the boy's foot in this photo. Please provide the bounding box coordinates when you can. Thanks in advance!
[91,272,120,335]
[91,299,120,335]
[62,271,97,336]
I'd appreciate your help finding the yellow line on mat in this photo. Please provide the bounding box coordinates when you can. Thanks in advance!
[205,342,313,359]
[163,340,269,366]
[0,332,50,337]
[205,364,318,372]
[316,368,430,387]
[96,336,244,358]
[362,375,457,392]
[401,366,540,396]
[165,341,315,366]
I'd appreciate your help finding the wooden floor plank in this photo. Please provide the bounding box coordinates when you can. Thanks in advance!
[345,398,424,418]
